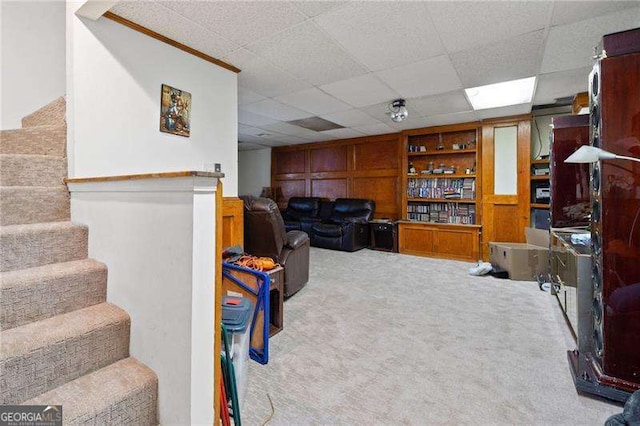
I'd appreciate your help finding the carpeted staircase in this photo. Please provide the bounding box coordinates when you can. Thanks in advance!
[0,99,158,424]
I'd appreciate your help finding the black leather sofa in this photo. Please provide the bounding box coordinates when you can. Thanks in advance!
[280,197,375,251]
[310,198,375,252]
[281,197,326,234]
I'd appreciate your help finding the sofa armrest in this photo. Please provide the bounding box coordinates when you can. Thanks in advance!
[286,230,309,250]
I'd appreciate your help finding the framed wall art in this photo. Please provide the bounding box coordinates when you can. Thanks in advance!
[160,84,191,137]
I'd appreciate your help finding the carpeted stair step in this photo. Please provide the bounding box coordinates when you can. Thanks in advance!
[0,303,131,404]
[24,357,158,425]
[22,97,66,128]
[0,259,107,331]
[0,186,70,226]
[0,126,66,156]
[0,154,67,187]
[0,222,88,272]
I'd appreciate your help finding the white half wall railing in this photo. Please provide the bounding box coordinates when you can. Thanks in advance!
[67,171,223,425]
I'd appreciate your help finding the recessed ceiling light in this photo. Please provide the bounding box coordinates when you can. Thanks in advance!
[464,77,536,110]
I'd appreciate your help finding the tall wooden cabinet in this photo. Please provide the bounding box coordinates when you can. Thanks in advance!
[398,123,482,262]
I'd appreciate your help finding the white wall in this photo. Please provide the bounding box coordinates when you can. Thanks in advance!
[1,0,66,130]
[69,176,219,425]
[238,148,271,197]
[67,2,238,195]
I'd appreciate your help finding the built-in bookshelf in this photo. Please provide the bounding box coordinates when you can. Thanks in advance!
[398,123,482,262]
[402,125,480,225]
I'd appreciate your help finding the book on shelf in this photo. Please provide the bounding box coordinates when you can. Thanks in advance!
[407,202,476,224]
[407,177,475,200]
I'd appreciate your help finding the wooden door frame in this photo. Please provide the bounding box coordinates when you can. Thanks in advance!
[481,115,531,259]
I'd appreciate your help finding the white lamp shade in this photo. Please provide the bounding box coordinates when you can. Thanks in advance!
[565,146,617,163]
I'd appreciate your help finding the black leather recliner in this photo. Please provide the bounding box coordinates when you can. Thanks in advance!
[240,196,310,297]
[311,198,375,252]
[281,197,324,234]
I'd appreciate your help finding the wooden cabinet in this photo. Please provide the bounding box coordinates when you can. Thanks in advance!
[399,122,482,260]
[398,221,481,261]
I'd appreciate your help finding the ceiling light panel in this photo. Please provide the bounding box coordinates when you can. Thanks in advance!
[375,55,463,99]
[426,1,551,53]
[319,74,400,108]
[316,2,444,71]
[275,88,351,116]
[465,77,536,110]
[242,99,314,121]
[245,21,367,86]
[158,1,306,46]
[450,30,544,88]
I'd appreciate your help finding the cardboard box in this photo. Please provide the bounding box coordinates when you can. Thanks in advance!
[489,228,550,281]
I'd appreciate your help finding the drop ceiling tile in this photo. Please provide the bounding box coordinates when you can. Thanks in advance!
[352,123,397,136]
[312,132,338,142]
[534,67,591,105]
[551,1,639,26]
[316,2,444,71]
[111,1,240,58]
[427,1,551,53]
[360,101,400,123]
[541,7,640,73]
[158,1,306,46]
[238,109,278,127]
[242,99,314,121]
[474,103,532,120]
[320,128,366,139]
[319,74,400,108]
[293,1,346,18]
[387,115,433,131]
[410,90,472,117]
[375,56,463,99]
[245,21,367,86]
[423,111,480,127]
[267,133,314,144]
[320,109,381,127]
[225,49,311,97]
[275,88,351,115]
[261,122,320,138]
[238,142,267,151]
[239,124,269,137]
[451,30,544,88]
[238,87,266,106]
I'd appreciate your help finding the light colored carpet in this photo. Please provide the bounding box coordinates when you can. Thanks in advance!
[244,247,621,425]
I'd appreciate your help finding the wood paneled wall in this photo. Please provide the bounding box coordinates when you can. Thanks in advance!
[271,133,402,219]
[222,197,244,248]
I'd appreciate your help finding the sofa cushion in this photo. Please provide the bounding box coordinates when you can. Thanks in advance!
[330,198,375,223]
[312,223,343,238]
[284,197,321,221]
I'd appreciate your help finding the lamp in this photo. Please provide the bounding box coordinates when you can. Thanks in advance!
[388,99,408,123]
[565,145,640,164]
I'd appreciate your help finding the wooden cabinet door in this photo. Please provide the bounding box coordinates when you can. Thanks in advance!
[481,117,531,260]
